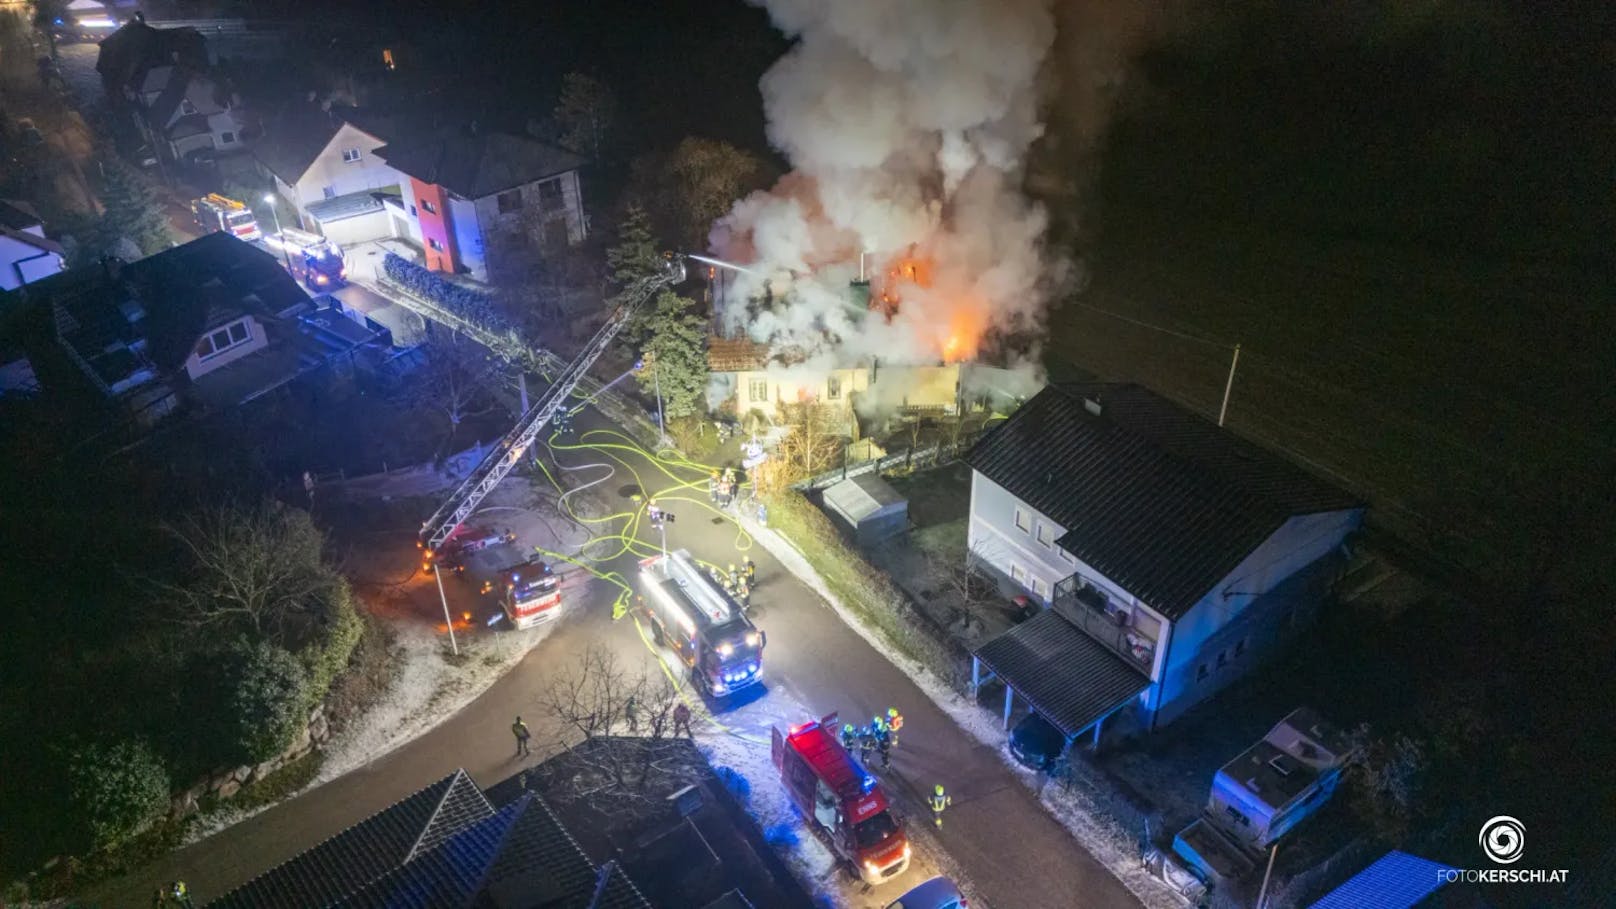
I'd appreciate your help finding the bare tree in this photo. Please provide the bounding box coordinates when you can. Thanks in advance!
[535,645,684,797]
[754,401,845,495]
[150,503,344,648]
[405,332,500,454]
[925,551,1001,630]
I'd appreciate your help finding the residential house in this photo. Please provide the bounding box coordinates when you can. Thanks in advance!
[127,64,247,162]
[0,200,65,290]
[95,15,207,97]
[374,126,587,281]
[210,769,651,909]
[253,103,420,246]
[43,232,380,421]
[966,383,1364,744]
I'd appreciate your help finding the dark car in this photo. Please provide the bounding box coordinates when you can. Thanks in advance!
[1008,712,1065,771]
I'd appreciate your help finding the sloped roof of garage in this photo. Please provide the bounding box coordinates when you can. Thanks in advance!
[823,473,906,524]
[967,383,1361,619]
[306,189,388,223]
[972,609,1150,739]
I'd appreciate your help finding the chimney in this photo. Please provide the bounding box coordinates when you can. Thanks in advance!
[1083,393,1103,417]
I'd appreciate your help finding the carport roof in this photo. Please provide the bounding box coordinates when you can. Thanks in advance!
[306,190,388,223]
[973,610,1150,739]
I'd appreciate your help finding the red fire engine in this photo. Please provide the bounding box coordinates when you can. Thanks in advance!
[772,713,912,885]
[424,525,563,628]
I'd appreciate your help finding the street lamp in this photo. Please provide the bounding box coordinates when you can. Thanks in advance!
[263,194,293,273]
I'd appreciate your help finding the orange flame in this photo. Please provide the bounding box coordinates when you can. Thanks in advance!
[873,252,989,363]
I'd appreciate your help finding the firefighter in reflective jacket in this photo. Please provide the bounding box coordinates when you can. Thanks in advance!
[930,785,951,828]
[886,707,903,748]
[840,723,857,750]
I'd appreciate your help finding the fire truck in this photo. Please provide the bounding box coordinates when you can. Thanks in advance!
[266,228,347,289]
[772,713,912,885]
[426,525,563,628]
[191,194,262,241]
[638,549,765,698]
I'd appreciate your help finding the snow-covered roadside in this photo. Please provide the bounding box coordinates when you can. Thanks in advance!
[739,511,1190,909]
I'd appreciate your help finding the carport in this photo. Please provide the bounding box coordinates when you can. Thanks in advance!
[970,609,1151,749]
[305,190,393,246]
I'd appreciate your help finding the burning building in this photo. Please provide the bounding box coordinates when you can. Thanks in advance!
[708,0,1065,402]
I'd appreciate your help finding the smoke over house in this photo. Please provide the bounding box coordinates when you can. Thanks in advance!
[711,0,1065,382]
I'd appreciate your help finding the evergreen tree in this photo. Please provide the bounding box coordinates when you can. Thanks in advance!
[98,160,172,257]
[606,204,666,349]
[637,290,709,419]
[553,72,616,161]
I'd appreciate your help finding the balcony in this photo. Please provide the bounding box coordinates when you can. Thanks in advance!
[1052,576,1157,675]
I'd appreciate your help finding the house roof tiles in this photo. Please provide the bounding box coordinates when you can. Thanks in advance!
[375,129,584,200]
[967,383,1361,618]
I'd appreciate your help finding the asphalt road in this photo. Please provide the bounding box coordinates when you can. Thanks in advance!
[89,407,1142,909]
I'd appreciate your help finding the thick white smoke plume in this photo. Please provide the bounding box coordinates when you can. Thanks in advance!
[712,0,1064,374]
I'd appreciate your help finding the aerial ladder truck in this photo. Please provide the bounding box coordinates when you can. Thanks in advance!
[416,253,689,600]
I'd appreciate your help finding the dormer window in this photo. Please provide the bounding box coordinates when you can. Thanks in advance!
[195,320,251,360]
[180,99,199,115]
[342,148,362,163]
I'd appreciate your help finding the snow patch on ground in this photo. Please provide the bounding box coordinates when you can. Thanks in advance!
[318,619,556,783]
[741,512,1191,909]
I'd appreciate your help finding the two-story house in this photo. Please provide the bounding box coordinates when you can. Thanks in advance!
[0,200,65,291]
[966,383,1364,746]
[374,126,586,282]
[253,102,422,247]
[128,65,247,162]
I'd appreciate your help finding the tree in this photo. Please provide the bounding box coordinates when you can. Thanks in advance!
[535,645,681,796]
[223,642,311,763]
[152,503,346,650]
[408,330,498,455]
[637,291,709,420]
[605,204,666,350]
[762,401,844,489]
[64,738,169,850]
[31,0,67,58]
[631,138,769,250]
[97,160,172,257]
[553,72,615,161]
[1346,724,1428,842]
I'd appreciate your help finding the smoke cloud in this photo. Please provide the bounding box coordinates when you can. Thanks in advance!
[712,0,1066,374]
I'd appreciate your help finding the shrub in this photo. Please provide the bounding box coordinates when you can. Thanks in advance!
[382,253,507,332]
[225,642,311,763]
[300,579,363,709]
[65,739,170,850]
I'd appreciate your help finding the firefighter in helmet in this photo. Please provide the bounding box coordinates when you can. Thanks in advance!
[930,784,952,828]
[841,723,857,750]
[743,557,756,584]
[886,707,904,748]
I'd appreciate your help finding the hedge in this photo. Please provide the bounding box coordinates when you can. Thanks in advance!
[382,253,508,333]
[226,642,312,764]
[300,577,363,710]
[65,738,170,851]
[765,493,967,688]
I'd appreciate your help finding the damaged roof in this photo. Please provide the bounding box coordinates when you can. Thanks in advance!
[968,383,1361,618]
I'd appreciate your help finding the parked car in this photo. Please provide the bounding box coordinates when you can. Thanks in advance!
[1008,711,1064,771]
[886,876,967,909]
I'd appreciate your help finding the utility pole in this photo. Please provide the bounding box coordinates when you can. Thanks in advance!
[1218,343,1241,427]
[263,194,293,273]
[433,563,459,656]
[652,357,668,447]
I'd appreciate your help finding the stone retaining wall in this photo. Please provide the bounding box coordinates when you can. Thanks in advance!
[167,704,331,820]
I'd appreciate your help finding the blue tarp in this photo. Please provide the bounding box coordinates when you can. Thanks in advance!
[1310,850,1454,909]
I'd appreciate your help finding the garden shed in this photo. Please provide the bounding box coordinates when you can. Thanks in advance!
[821,473,908,547]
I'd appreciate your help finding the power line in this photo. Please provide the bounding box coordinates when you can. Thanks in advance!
[1064,299,1235,350]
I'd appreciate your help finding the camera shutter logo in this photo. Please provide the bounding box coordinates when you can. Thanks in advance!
[1479,816,1525,865]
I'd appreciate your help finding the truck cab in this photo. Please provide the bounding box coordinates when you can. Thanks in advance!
[268,228,347,289]
[191,194,261,242]
[639,550,765,698]
[437,528,564,629]
[773,714,912,885]
[499,559,561,628]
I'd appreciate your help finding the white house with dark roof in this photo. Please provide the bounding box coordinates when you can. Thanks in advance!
[966,383,1364,742]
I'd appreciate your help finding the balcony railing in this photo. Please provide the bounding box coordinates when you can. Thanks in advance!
[1053,576,1157,675]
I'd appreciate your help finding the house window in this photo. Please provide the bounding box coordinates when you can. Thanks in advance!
[195,319,250,360]
[1196,663,1209,682]
[1010,563,1027,586]
[181,99,198,115]
[1013,507,1030,534]
[323,185,337,199]
[1058,547,1076,565]
[220,131,235,144]
[421,200,437,215]
[427,238,444,252]
[826,375,842,400]
[538,178,564,209]
[409,204,417,217]
[1031,576,1050,600]
[496,189,523,213]
[342,148,362,163]
[1034,521,1052,548]
[748,378,768,403]
[1223,805,1249,827]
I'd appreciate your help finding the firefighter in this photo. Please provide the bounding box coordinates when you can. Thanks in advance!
[727,563,739,588]
[840,723,857,750]
[886,707,904,748]
[169,881,195,909]
[930,785,952,828]
[876,727,892,767]
[673,702,693,738]
[858,725,877,765]
[736,581,750,610]
[708,470,720,503]
[647,499,662,524]
[744,557,756,584]
[512,716,532,757]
